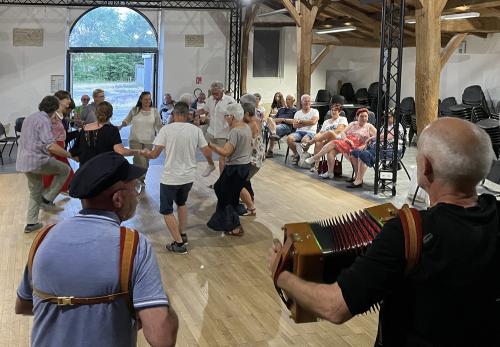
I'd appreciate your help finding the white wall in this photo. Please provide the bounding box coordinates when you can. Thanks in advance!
[159,9,228,104]
[0,6,70,130]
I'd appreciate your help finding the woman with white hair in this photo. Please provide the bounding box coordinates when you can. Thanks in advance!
[207,103,252,236]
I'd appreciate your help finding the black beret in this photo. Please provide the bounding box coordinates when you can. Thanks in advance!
[69,152,146,199]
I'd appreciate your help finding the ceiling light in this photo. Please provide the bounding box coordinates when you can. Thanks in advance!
[405,11,479,24]
[257,8,288,17]
[316,26,357,34]
[441,12,480,20]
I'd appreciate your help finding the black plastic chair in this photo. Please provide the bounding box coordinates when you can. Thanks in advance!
[439,97,457,116]
[339,83,356,103]
[355,88,369,106]
[315,89,331,103]
[400,97,415,129]
[0,123,17,159]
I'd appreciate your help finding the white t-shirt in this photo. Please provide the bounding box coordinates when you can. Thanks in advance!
[153,122,208,185]
[320,116,348,132]
[294,108,319,133]
[204,94,236,139]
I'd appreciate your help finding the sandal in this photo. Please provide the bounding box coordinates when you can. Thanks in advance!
[242,208,256,216]
[301,142,311,151]
[226,227,244,237]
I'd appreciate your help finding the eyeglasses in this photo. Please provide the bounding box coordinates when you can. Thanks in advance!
[115,180,142,196]
[224,114,233,118]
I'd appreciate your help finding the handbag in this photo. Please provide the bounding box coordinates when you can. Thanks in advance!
[333,158,342,177]
[317,159,328,175]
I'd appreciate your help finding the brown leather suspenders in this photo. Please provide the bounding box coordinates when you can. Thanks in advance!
[27,225,139,308]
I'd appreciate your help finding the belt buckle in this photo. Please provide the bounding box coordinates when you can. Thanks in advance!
[57,296,74,306]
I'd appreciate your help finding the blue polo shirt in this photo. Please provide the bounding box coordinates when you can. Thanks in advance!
[17,210,169,347]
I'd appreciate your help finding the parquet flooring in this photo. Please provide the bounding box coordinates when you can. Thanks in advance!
[0,159,379,346]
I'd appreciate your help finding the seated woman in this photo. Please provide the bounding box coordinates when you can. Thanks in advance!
[70,101,146,166]
[207,103,252,236]
[269,92,285,117]
[305,108,376,181]
[349,111,404,188]
[302,97,348,171]
[254,93,265,121]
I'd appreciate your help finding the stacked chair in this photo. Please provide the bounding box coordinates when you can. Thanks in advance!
[367,82,379,113]
[400,97,416,145]
[339,83,356,104]
[355,88,370,106]
[449,85,492,123]
[476,118,500,158]
[312,89,331,125]
[439,97,457,117]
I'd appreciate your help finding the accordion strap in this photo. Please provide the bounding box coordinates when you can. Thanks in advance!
[271,237,294,308]
[399,204,423,275]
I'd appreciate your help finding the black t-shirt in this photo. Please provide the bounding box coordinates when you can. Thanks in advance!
[337,194,500,346]
[70,123,122,165]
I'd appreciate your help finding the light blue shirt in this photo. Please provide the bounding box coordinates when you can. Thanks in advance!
[17,210,169,347]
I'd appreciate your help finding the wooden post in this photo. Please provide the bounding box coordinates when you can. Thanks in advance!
[240,4,259,95]
[311,45,335,73]
[296,1,318,104]
[414,0,447,134]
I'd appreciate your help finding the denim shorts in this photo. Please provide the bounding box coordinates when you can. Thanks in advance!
[276,124,293,137]
[290,130,315,142]
[159,182,193,215]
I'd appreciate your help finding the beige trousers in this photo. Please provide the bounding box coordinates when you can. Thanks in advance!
[129,141,153,183]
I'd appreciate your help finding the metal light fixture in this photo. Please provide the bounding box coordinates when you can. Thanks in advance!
[405,11,480,24]
[257,8,289,17]
[316,26,357,34]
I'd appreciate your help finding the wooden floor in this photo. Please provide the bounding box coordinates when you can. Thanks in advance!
[0,159,379,347]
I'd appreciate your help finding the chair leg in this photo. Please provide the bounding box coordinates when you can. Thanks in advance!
[285,147,289,163]
[8,139,17,156]
[277,139,281,150]
[411,186,420,205]
[400,160,411,180]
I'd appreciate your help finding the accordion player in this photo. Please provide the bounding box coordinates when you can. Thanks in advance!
[271,203,410,323]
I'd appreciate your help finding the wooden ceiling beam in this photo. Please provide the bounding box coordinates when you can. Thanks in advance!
[440,33,468,70]
[311,45,334,73]
[445,0,500,11]
[280,0,301,26]
[441,17,500,32]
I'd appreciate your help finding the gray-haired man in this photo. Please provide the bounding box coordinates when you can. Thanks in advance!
[197,81,236,175]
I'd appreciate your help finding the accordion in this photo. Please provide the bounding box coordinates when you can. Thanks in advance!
[271,203,399,323]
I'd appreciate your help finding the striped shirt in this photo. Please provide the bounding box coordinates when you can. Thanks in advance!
[16,111,54,172]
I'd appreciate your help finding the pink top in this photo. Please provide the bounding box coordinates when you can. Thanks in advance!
[345,121,373,143]
[51,112,66,142]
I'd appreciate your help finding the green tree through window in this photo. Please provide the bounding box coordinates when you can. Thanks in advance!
[69,7,156,48]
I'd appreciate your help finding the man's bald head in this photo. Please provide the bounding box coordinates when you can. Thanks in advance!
[417,117,495,188]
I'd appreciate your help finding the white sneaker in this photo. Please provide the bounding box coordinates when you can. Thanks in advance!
[201,164,216,177]
[319,172,334,179]
[304,157,315,165]
[310,166,316,173]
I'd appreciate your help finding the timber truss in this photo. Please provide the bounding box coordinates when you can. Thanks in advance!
[374,0,406,196]
[0,0,241,97]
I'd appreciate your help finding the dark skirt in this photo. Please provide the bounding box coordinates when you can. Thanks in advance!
[207,164,250,231]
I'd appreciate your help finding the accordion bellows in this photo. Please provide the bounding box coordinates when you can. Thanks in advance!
[272,203,398,323]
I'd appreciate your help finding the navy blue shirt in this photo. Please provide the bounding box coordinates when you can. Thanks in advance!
[275,106,297,120]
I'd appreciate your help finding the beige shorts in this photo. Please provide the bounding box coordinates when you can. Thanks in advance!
[205,132,227,147]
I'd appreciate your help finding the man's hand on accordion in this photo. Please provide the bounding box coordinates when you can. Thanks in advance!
[268,239,283,276]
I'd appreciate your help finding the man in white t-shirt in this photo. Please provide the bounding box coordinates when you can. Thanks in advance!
[145,102,214,254]
[196,81,236,174]
[286,94,319,165]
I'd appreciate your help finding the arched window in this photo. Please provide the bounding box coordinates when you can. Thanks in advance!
[67,7,158,124]
[69,7,157,48]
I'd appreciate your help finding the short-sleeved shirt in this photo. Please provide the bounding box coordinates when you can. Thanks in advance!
[17,209,169,347]
[337,194,500,346]
[320,116,348,132]
[51,112,67,142]
[294,108,319,133]
[16,111,54,172]
[124,107,162,144]
[204,94,236,139]
[153,122,207,185]
[275,107,297,120]
[70,123,122,165]
[225,125,252,165]
[80,102,97,124]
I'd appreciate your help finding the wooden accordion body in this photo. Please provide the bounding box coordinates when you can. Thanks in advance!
[272,203,398,323]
